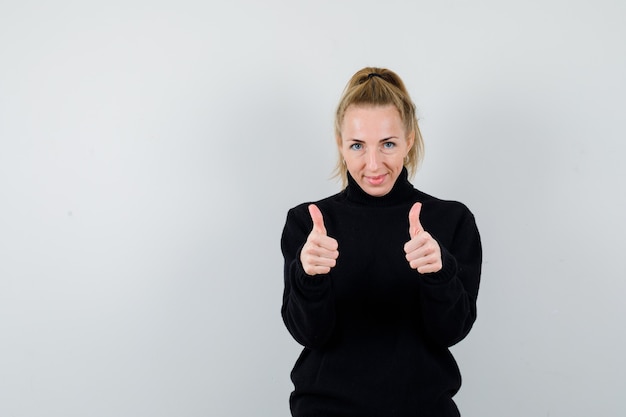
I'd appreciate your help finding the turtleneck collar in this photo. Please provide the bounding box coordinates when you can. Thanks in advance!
[343,168,415,206]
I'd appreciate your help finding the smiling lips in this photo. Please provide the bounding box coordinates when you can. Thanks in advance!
[365,174,387,186]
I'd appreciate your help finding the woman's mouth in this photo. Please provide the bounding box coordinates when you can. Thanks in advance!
[365,174,386,186]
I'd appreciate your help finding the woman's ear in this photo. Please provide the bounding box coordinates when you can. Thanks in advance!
[406,130,415,152]
[336,135,344,156]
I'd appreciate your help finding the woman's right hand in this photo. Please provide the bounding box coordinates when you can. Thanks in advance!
[300,204,339,276]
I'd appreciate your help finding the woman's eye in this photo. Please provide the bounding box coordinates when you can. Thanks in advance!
[350,143,363,151]
[382,142,395,149]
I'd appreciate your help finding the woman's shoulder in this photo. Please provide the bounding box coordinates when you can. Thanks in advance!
[414,190,480,246]
[287,191,346,212]
[284,192,345,226]
[416,189,476,219]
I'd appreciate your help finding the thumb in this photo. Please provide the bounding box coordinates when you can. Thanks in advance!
[408,202,423,238]
[308,204,327,235]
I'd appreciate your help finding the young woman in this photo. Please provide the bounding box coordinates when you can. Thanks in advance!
[281,67,482,417]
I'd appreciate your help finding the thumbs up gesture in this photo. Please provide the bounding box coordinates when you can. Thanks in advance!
[404,202,442,274]
[300,204,339,276]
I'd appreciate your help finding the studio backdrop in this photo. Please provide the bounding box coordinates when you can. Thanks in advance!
[1,1,625,416]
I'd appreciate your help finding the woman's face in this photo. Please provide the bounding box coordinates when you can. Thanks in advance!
[339,105,414,197]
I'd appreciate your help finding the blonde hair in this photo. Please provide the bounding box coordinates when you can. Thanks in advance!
[333,67,424,187]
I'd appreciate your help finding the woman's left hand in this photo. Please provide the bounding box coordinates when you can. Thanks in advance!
[404,202,442,274]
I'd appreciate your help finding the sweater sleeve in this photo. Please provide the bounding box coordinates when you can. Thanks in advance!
[280,207,336,349]
[417,208,482,348]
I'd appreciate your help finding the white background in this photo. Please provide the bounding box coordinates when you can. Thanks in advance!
[1,1,625,416]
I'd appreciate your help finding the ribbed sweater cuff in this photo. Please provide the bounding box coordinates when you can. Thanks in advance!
[420,245,458,286]
[294,250,332,296]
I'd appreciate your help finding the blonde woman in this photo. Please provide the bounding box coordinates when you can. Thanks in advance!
[281,67,482,417]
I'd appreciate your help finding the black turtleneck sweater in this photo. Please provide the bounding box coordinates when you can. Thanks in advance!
[280,169,482,417]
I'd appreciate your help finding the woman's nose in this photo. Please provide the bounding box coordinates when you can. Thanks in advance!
[366,149,380,169]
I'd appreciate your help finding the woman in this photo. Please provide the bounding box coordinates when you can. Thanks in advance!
[280,67,482,417]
